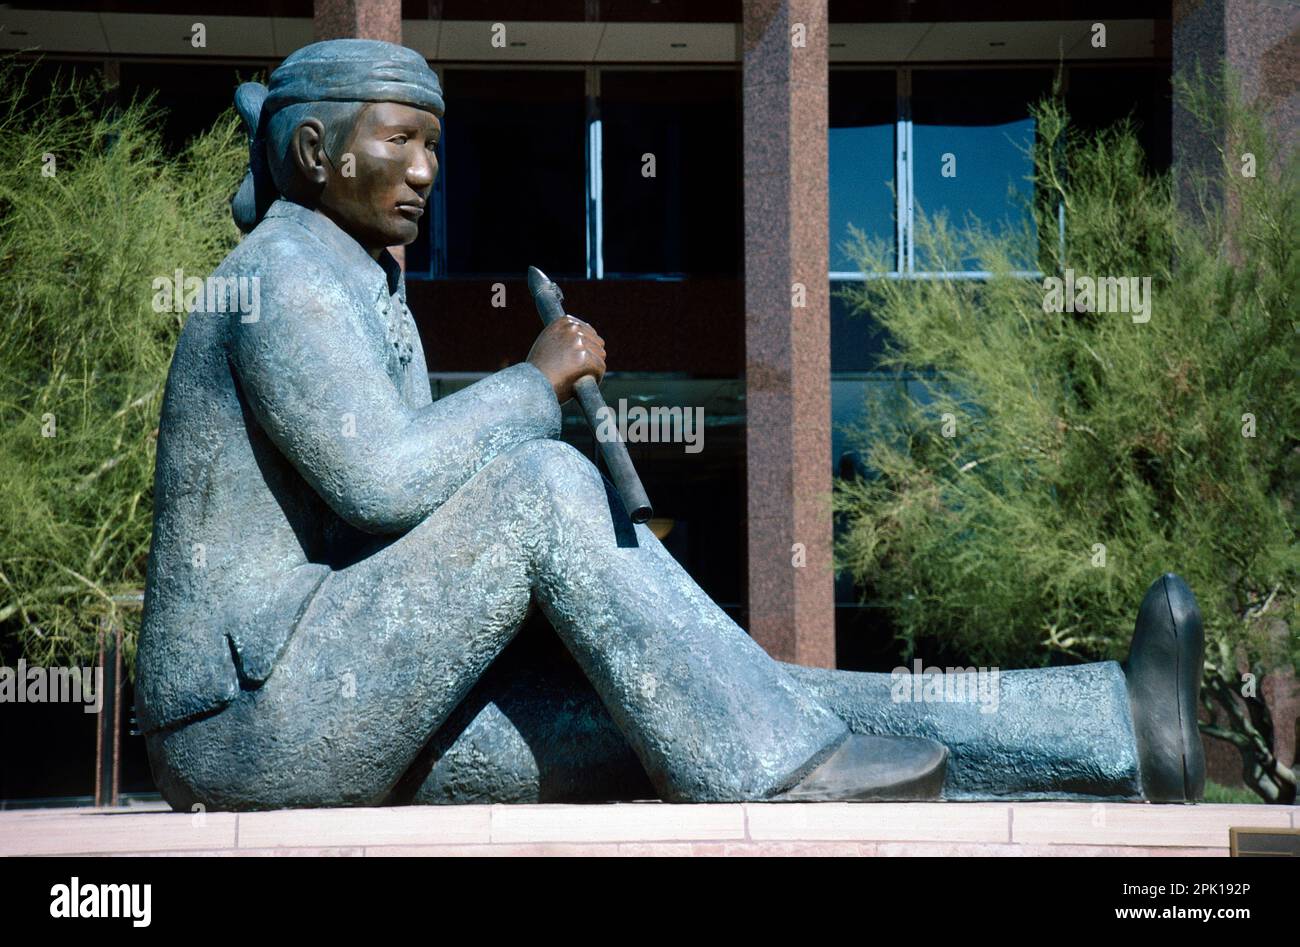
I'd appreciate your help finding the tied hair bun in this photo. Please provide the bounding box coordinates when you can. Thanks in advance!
[231,82,276,234]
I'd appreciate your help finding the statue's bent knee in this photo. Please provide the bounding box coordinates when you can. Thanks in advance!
[496,438,602,497]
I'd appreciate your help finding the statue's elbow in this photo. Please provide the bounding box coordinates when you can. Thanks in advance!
[331,479,428,535]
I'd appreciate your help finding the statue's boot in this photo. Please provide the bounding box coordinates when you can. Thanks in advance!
[769,733,948,801]
[1122,573,1206,802]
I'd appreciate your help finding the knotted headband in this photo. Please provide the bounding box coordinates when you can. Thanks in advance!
[265,39,445,116]
[231,39,444,233]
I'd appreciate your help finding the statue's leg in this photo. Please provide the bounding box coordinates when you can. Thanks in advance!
[799,574,1205,801]
[782,662,1141,799]
[147,438,851,809]
[409,576,1206,803]
[500,439,855,802]
[391,613,661,805]
[404,631,1140,803]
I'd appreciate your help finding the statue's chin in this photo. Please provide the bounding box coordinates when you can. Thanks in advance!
[352,230,418,255]
[382,222,421,249]
[314,204,419,253]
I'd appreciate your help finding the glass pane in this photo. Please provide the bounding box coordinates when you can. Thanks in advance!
[829,70,896,274]
[830,280,889,373]
[599,70,740,277]
[441,69,586,277]
[911,69,1050,272]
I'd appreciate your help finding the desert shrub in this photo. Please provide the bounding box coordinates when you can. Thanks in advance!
[0,60,244,671]
[835,71,1297,802]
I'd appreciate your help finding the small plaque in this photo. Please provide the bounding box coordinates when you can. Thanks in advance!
[1229,827,1300,857]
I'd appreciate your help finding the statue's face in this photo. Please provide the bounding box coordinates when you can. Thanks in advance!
[316,101,440,253]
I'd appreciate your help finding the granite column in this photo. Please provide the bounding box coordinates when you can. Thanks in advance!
[741,0,834,667]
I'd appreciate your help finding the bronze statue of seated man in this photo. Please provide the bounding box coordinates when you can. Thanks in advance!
[136,39,1205,810]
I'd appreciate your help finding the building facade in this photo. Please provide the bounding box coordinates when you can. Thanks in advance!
[4,0,1291,675]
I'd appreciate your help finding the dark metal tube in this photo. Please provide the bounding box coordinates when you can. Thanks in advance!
[527,266,653,524]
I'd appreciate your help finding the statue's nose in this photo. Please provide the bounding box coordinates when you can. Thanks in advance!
[408,152,436,190]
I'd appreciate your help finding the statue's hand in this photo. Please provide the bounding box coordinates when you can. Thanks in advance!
[526,315,607,404]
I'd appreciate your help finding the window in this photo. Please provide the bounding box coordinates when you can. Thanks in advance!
[829,67,1051,278]
[911,69,1049,272]
[830,286,889,372]
[597,70,740,277]
[119,63,268,153]
[434,69,587,278]
[829,70,896,277]
[1066,66,1172,171]
[410,66,740,281]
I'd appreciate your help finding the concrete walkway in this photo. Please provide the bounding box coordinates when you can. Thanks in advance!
[2,801,1293,856]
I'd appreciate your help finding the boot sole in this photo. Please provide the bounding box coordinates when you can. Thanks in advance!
[1124,573,1206,802]
[770,734,948,802]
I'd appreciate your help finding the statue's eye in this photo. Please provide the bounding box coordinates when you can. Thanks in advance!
[390,134,409,145]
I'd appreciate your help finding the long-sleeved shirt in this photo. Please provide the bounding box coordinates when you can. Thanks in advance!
[135,198,561,734]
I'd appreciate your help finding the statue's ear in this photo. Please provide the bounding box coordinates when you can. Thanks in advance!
[290,119,329,189]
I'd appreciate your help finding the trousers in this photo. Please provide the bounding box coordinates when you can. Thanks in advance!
[148,438,852,809]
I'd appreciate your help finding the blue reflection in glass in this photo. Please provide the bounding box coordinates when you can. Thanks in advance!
[910,69,1050,273]
[912,118,1036,271]
[830,124,895,273]
[829,70,896,275]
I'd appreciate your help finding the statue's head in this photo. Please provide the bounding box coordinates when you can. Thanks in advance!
[231,39,445,253]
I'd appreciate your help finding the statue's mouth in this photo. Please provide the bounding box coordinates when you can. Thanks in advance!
[396,200,425,219]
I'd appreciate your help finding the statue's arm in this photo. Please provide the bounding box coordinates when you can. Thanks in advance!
[228,268,561,534]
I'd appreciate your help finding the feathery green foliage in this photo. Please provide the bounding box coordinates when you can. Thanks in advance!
[834,71,1297,802]
[0,60,244,671]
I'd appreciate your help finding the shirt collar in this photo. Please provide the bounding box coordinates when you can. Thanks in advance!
[263,198,404,300]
